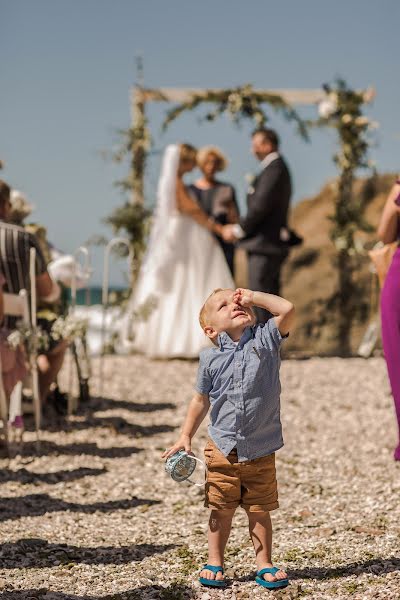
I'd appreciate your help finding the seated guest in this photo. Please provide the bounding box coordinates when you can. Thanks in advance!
[0,179,67,408]
[9,189,34,226]
[10,189,52,263]
[189,146,239,276]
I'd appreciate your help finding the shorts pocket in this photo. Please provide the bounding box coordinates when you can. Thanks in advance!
[204,440,215,466]
[253,452,275,466]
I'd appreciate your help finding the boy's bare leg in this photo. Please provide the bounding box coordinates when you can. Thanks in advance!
[247,511,287,583]
[200,508,235,582]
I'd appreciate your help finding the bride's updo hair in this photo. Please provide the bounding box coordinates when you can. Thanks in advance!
[179,143,197,166]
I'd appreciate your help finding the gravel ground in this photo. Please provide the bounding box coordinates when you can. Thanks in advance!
[0,355,399,600]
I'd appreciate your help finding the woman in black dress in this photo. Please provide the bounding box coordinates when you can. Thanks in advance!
[189,146,239,275]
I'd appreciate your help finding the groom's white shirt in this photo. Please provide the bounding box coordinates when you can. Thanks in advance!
[232,152,281,240]
[259,151,280,172]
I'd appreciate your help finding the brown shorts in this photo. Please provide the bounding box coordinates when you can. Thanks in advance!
[204,440,279,512]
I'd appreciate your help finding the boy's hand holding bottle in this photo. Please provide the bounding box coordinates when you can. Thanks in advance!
[162,433,191,459]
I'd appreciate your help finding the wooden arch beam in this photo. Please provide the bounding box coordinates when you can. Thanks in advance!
[132,87,325,106]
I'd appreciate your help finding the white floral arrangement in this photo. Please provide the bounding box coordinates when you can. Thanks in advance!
[244,173,257,186]
[7,314,88,354]
[50,314,88,342]
[244,172,257,194]
[7,324,49,354]
[318,93,338,119]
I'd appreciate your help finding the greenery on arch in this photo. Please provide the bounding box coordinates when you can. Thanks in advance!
[162,84,309,140]
[310,79,377,355]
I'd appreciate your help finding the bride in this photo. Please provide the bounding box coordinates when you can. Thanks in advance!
[119,143,235,358]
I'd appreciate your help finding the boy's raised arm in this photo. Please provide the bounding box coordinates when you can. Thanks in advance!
[234,288,295,336]
[161,392,210,459]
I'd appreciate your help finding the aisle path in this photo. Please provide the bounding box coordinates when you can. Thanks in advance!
[0,356,399,600]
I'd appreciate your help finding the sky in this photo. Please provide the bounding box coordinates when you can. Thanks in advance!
[1,0,399,285]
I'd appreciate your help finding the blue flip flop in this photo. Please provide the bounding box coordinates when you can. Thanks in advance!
[255,566,289,589]
[199,564,227,588]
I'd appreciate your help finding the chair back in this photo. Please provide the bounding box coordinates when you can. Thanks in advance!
[0,290,30,438]
[3,290,30,323]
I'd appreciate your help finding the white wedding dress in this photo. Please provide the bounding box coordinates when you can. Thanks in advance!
[119,145,234,358]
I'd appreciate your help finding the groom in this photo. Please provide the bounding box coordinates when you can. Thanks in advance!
[223,128,292,323]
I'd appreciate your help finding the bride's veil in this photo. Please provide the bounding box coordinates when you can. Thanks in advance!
[118,144,180,348]
[141,144,180,274]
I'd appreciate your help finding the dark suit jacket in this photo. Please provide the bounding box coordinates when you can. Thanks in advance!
[240,156,291,255]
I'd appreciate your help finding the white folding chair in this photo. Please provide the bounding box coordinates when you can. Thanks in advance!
[0,248,41,444]
[0,288,41,438]
[28,247,41,433]
[0,346,10,441]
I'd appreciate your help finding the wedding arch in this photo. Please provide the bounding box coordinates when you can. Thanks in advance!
[129,84,324,204]
[108,80,376,355]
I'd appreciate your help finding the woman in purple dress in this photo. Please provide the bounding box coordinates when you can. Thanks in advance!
[189,146,239,276]
[378,178,400,460]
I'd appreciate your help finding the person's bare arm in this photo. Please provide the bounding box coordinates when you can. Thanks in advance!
[36,272,53,298]
[0,287,4,325]
[234,288,295,336]
[377,183,400,244]
[176,178,224,237]
[227,187,239,224]
[161,392,210,458]
[36,271,61,302]
[227,204,239,225]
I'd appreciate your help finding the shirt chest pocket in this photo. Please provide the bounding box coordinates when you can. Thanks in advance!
[245,344,273,382]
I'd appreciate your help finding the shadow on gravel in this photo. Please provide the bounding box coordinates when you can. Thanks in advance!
[0,584,195,599]
[234,558,400,584]
[89,396,176,413]
[0,467,107,485]
[0,493,159,522]
[36,417,177,438]
[16,441,141,458]
[288,557,400,580]
[0,539,176,568]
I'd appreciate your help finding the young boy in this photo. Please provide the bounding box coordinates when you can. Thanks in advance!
[162,288,294,589]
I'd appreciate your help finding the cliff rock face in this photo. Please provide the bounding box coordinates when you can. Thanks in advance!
[281,173,396,355]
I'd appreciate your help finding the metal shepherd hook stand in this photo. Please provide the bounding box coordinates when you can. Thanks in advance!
[99,238,132,398]
[70,246,91,313]
[68,246,92,414]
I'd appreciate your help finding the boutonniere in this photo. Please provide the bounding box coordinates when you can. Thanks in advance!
[245,173,257,194]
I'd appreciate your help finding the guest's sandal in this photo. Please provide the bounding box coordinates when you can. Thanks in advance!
[255,566,289,589]
[199,564,227,588]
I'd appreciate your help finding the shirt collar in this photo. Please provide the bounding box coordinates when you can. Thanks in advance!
[218,326,253,350]
[260,151,280,172]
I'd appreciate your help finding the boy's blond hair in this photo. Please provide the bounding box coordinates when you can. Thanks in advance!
[199,288,224,345]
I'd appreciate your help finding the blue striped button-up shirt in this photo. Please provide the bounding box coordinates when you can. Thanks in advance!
[196,319,286,462]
